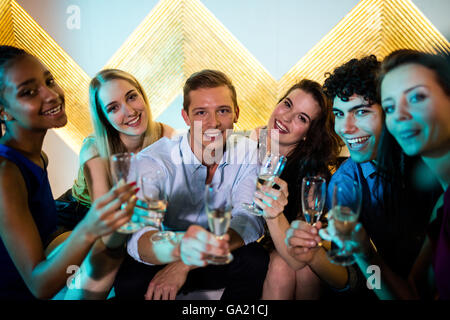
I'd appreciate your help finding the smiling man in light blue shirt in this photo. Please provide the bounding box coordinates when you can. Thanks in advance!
[114,70,268,300]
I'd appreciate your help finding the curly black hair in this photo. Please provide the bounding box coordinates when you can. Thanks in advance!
[323,55,381,104]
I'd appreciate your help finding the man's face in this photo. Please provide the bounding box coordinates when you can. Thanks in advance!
[182,85,239,162]
[333,94,383,163]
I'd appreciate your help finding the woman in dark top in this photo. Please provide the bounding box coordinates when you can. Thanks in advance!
[378,49,450,299]
[0,46,137,299]
[251,80,342,299]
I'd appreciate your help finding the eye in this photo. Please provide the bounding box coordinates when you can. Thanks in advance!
[355,109,370,117]
[127,93,138,101]
[382,105,394,114]
[218,108,231,115]
[106,104,119,113]
[195,110,206,116]
[409,93,427,103]
[297,115,307,123]
[18,88,37,97]
[284,100,291,108]
[333,110,343,118]
[46,77,56,87]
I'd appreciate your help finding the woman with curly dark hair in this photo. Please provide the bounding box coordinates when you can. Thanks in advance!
[247,80,343,299]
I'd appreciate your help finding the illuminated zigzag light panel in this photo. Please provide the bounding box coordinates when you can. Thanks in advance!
[1,0,449,151]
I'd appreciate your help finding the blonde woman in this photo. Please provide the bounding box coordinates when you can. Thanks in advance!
[63,69,174,299]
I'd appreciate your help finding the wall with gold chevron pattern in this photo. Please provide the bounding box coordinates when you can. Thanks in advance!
[1,0,449,196]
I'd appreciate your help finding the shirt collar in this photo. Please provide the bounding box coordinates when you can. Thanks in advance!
[360,160,377,180]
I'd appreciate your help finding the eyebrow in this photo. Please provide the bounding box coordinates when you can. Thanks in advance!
[333,103,373,114]
[17,71,52,89]
[381,85,427,103]
[191,105,232,112]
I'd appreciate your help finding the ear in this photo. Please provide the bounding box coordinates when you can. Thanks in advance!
[233,105,240,123]
[0,107,12,122]
[181,109,191,127]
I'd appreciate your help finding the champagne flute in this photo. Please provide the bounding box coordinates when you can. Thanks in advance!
[325,180,362,266]
[140,171,175,243]
[301,176,326,225]
[109,152,141,234]
[205,183,233,264]
[242,153,287,216]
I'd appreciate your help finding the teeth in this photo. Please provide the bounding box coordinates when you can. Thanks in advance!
[204,130,221,137]
[275,120,288,133]
[43,105,62,115]
[347,136,369,144]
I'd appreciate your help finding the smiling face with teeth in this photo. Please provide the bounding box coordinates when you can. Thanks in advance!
[98,79,149,140]
[333,94,383,163]
[182,85,239,163]
[267,88,320,156]
[381,63,450,158]
[1,55,67,131]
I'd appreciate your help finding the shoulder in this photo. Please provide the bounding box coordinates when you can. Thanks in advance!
[0,156,26,199]
[79,135,99,165]
[160,122,176,139]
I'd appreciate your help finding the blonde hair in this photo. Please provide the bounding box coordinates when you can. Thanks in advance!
[89,69,161,160]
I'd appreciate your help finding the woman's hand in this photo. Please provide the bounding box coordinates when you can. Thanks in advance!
[78,182,138,242]
[253,177,288,219]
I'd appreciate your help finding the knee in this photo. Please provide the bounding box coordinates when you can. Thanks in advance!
[266,253,295,285]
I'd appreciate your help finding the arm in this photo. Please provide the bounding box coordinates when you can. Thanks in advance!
[0,160,136,299]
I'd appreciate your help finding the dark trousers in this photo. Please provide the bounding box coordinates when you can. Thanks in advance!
[114,241,269,300]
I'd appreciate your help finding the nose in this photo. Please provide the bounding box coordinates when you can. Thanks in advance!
[207,112,220,128]
[39,84,60,103]
[122,102,137,117]
[338,115,357,135]
[392,96,412,122]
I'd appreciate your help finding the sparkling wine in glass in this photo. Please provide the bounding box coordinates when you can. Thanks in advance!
[110,152,142,234]
[325,180,362,266]
[242,153,287,216]
[140,171,175,243]
[205,183,233,264]
[301,176,326,225]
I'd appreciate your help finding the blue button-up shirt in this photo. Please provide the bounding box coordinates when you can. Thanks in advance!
[127,132,264,263]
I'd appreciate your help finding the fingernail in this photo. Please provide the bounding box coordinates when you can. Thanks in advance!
[130,181,137,186]
[134,187,140,193]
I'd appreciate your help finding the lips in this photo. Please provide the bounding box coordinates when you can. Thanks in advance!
[345,135,370,150]
[203,129,222,141]
[274,119,289,134]
[398,129,420,140]
[42,104,63,116]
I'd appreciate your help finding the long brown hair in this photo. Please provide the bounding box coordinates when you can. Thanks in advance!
[278,79,342,222]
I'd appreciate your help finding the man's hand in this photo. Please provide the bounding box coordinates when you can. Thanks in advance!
[144,261,189,300]
[286,220,323,264]
[178,225,230,266]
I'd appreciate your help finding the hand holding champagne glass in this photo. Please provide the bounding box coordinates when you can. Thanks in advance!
[110,152,141,233]
[320,180,362,266]
[205,183,233,264]
[242,153,287,216]
[140,171,175,243]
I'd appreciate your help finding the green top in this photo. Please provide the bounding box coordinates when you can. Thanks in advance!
[71,135,98,207]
